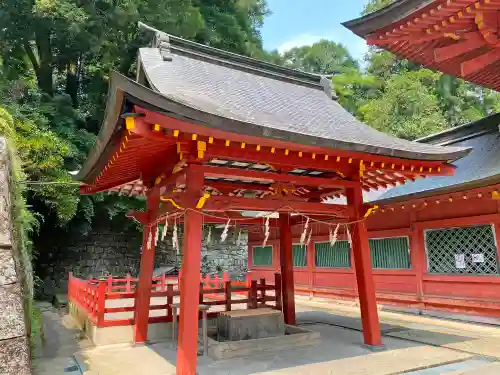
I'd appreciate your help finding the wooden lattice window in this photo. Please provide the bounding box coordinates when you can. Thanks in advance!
[425,225,499,275]
[252,245,273,266]
[369,237,411,269]
[315,241,351,268]
[292,244,307,267]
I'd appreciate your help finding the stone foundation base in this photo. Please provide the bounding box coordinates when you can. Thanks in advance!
[208,325,320,360]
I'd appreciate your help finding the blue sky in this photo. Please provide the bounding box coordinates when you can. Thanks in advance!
[261,0,369,61]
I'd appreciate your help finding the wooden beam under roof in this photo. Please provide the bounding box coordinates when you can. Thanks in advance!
[461,48,500,76]
[193,165,360,190]
[433,33,485,62]
[200,196,355,217]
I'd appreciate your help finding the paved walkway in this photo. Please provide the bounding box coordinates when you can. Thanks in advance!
[34,298,500,374]
[32,302,92,375]
[295,297,500,361]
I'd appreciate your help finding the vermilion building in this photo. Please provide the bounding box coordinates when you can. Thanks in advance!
[76,22,465,374]
[249,114,500,323]
[247,0,500,324]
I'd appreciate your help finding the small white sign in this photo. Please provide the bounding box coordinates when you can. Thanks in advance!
[455,254,466,269]
[472,253,485,263]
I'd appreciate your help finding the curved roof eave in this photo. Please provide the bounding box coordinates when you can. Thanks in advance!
[75,72,470,183]
[342,0,434,37]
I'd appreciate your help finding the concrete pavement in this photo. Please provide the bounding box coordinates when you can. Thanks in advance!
[33,297,500,375]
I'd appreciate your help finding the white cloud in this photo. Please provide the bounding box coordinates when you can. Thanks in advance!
[277,32,337,53]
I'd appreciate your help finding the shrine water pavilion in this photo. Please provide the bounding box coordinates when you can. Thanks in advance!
[73,23,468,375]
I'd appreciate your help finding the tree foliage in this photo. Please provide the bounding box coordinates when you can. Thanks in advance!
[0,0,269,237]
[281,40,358,75]
[362,0,394,15]
[2,0,500,260]
[258,0,500,141]
[360,70,447,140]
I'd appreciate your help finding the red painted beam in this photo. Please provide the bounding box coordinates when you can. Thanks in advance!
[461,48,500,77]
[135,106,456,177]
[434,34,485,62]
[202,141,357,177]
[206,181,272,194]
[201,196,355,217]
[193,164,359,190]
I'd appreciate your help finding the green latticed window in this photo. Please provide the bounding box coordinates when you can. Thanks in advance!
[315,241,351,268]
[252,245,273,266]
[425,225,499,275]
[369,237,411,269]
[292,244,307,267]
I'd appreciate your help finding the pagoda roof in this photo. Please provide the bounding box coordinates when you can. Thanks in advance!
[76,24,469,196]
[343,0,500,92]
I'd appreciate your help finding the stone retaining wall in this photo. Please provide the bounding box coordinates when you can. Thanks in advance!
[37,226,248,299]
[0,138,31,374]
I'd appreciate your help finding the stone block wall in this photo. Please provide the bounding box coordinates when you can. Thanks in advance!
[200,231,249,280]
[37,225,248,299]
[0,138,31,375]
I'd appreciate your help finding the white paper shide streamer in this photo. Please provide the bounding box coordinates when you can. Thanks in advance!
[221,218,230,243]
[173,221,179,254]
[262,217,270,246]
[154,226,159,247]
[161,217,168,241]
[146,228,152,250]
[330,224,339,246]
[300,218,309,245]
[306,227,312,245]
[346,224,352,247]
[206,225,212,244]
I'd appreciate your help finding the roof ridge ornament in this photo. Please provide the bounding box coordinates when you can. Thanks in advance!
[320,76,337,100]
[138,22,172,62]
[155,32,173,62]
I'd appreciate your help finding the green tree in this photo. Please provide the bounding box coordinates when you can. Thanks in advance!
[281,40,358,75]
[360,70,448,140]
[362,0,394,15]
[193,0,269,57]
[332,68,381,117]
[0,0,270,234]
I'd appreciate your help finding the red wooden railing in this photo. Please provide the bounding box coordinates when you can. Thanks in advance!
[68,272,282,328]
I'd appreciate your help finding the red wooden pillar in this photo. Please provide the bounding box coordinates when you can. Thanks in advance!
[176,169,204,375]
[133,192,159,344]
[279,213,296,325]
[346,185,383,347]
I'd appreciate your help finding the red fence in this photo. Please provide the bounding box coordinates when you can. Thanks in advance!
[68,272,282,328]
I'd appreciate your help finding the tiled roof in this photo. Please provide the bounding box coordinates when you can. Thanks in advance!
[376,113,500,203]
[136,28,468,161]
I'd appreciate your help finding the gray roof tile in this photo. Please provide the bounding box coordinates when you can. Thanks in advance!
[376,116,500,202]
[138,45,468,161]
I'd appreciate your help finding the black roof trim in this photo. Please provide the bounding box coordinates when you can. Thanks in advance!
[342,0,434,37]
[417,112,500,146]
[374,173,500,205]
